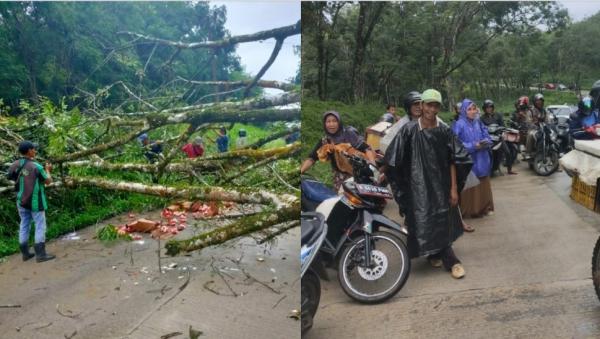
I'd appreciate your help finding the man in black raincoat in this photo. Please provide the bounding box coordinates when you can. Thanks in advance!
[384,89,473,279]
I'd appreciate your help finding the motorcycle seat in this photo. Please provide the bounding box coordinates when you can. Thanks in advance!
[301,212,326,245]
[301,179,337,203]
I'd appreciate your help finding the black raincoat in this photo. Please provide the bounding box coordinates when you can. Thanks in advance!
[384,120,473,258]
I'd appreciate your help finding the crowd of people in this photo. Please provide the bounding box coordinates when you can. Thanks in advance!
[8,123,298,265]
[302,80,600,280]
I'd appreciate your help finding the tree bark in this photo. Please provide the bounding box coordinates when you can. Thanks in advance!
[63,176,296,207]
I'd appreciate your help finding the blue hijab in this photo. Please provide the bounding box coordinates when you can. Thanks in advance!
[452,99,492,177]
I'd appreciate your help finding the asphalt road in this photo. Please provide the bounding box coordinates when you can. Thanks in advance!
[305,161,600,339]
[0,209,300,339]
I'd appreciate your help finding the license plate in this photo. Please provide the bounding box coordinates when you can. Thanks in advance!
[355,184,393,198]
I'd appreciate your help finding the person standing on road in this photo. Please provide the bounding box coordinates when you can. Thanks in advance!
[7,141,55,262]
[452,99,495,219]
[385,89,473,279]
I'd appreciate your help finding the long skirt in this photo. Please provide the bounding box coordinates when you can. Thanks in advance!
[460,176,494,218]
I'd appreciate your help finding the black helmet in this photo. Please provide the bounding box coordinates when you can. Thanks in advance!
[483,99,494,109]
[403,91,422,113]
[533,93,544,102]
[590,80,600,109]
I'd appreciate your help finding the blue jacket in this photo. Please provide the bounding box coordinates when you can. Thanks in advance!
[570,109,600,139]
[452,99,492,177]
[217,134,229,153]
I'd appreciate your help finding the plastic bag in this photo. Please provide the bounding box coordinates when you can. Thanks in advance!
[463,171,480,191]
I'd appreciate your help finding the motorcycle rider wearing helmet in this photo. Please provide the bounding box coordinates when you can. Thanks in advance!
[510,96,533,156]
[380,91,448,154]
[524,93,547,159]
[480,100,504,126]
[570,94,600,140]
[300,110,376,191]
[481,100,517,175]
[511,96,533,127]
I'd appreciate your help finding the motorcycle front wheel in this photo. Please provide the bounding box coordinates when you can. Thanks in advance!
[592,236,600,302]
[338,231,410,304]
[533,150,559,176]
[301,269,321,335]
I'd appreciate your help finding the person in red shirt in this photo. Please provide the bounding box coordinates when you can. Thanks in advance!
[181,137,204,158]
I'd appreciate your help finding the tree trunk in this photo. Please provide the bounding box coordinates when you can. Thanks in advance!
[63,176,296,206]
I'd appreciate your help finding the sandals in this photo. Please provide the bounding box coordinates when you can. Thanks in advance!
[462,222,475,233]
[451,264,466,279]
[428,257,443,268]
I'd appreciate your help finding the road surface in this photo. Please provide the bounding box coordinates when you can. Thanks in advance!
[305,161,600,338]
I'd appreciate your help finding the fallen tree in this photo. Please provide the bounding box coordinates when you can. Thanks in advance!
[165,202,300,255]
[0,21,301,257]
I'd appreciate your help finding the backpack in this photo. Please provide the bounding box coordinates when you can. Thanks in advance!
[9,159,28,192]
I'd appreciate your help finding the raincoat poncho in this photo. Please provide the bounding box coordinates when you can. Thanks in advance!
[452,99,492,178]
[384,119,473,258]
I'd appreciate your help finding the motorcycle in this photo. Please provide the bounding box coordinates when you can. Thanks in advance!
[546,112,573,156]
[571,123,600,141]
[593,235,600,302]
[525,120,561,176]
[301,212,327,335]
[487,124,520,174]
[300,153,411,304]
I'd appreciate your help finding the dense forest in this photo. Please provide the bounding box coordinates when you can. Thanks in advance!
[0,2,301,256]
[302,1,600,107]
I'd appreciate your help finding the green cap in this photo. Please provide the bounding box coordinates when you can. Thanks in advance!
[421,89,442,104]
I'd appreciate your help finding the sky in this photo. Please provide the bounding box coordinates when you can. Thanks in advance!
[204,1,596,86]
[209,1,300,86]
[561,0,600,22]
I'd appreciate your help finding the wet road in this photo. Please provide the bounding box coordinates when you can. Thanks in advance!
[0,209,300,339]
[306,162,600,338]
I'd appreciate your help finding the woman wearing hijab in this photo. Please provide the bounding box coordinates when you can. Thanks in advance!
[452,99,495,220]
[300,110,376,191]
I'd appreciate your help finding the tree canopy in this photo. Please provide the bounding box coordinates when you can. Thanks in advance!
[301,1,591,107]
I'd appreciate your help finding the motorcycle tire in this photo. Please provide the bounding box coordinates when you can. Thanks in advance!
[337,231,410,304]
[592,236,600,302]
[301,269,321,335]
[533,150,559,176]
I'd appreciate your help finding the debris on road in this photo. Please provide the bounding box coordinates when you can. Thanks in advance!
[288,309,300,320]
[61,232,81,241]
[160,331,183,339]
[0,304,21,308]
[189,325,203,339]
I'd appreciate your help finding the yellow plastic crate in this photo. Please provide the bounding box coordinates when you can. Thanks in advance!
[570,175,600,211]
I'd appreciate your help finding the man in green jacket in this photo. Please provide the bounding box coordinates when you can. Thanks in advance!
[7,141,55,262]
